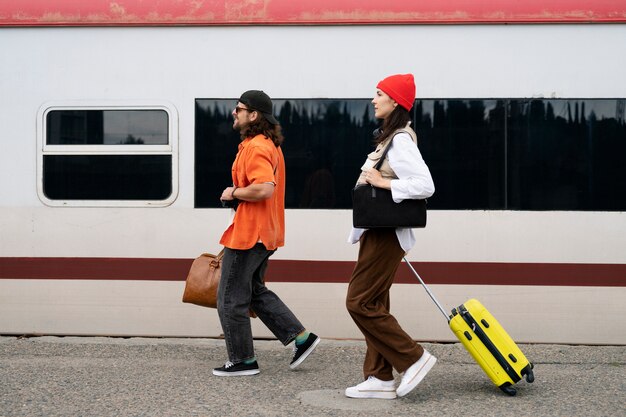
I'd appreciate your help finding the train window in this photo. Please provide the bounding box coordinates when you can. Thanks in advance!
[415,100,506,209]
[195,99,376,209]
[46,110,168,145]
[195,98,626,211]
[37,105,178,206]
[507,99,626,211]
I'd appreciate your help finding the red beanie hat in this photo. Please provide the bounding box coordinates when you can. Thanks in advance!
[376,74,415,111]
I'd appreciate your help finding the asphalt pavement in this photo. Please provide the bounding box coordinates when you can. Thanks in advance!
[0,336,624,417]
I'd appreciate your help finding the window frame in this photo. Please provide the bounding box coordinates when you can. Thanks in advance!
[36,101,179,207]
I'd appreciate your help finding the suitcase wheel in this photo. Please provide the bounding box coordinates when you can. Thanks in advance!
[521,363,535,383]
[500,383,517,396]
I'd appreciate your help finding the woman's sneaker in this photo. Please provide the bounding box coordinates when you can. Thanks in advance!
[396,350,437,397]
[345,376,397,399]
[212,360,260,376]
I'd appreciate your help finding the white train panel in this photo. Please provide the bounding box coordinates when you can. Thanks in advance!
[1,208,625,264]
[1,21,625,343]
[1,280,624,344]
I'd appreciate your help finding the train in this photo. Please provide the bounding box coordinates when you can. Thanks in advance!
[1,0,625,345]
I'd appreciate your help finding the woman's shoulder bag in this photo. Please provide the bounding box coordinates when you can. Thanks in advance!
[352,134,427,228]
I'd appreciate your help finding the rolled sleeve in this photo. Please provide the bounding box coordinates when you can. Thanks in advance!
[246,145,276,185]
[387,133,435,202]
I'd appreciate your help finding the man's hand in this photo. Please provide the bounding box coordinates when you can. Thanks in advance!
[220,183,275,202]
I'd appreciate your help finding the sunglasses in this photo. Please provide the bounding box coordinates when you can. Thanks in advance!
[234,106,254,114]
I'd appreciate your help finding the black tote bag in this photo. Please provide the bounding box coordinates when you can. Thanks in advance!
[352,136,427,228]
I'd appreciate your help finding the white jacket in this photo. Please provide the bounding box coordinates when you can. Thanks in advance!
[348,131,435,252]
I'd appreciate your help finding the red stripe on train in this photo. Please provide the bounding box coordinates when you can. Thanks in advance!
[1,0,625,26]
[0,257,624,287]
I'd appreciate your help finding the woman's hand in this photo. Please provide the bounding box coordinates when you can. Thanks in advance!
[365,168,392,190]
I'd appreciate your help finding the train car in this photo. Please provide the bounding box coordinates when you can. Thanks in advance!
[1,0,625,344]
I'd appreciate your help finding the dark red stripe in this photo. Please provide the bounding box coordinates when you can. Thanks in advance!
[0,257,624,287]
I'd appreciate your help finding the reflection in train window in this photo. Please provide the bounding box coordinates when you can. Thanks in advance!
[39,106,177,206]
[195,98,626,211]
[415,100,506,209]
[195,99,376,209]
[507,99,626,210]
[47,110,168,145]
[43,155,172,200]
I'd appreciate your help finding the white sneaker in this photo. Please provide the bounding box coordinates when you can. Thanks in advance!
[345,376,397,399]
[396,350,437,397]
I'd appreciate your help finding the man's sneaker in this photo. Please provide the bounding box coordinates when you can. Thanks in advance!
[212,360,260,377]
[396,350,437,397]
[345,376,397,399]
[289,333,320,369]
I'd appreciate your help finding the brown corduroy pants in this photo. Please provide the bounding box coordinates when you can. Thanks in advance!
[346,228,424,381]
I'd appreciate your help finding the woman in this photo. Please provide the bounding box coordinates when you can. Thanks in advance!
[345,74,436,399]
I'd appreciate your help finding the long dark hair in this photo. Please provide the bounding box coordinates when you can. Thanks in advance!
[374,106,411,145]
[240,114,284,146]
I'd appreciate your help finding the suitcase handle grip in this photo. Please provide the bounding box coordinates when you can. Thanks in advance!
[403,257,451,322]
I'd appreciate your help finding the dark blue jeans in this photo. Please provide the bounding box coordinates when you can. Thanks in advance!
[217,243,305,363]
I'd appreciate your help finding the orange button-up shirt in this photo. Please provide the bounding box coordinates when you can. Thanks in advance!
[220,134,285,250]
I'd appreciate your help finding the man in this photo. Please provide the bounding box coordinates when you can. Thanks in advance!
[213,90,320,376]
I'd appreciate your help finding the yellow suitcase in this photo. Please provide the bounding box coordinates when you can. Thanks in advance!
[404,259,534,395]
[450,298,534,395]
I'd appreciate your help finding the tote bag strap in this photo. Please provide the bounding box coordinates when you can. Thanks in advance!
[373,128,416,170]
[373,141,390,171]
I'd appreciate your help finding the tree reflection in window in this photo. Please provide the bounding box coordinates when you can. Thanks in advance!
[195,98,626,211]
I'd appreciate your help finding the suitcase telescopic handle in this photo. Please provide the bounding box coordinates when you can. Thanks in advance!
[403,257,450,322]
